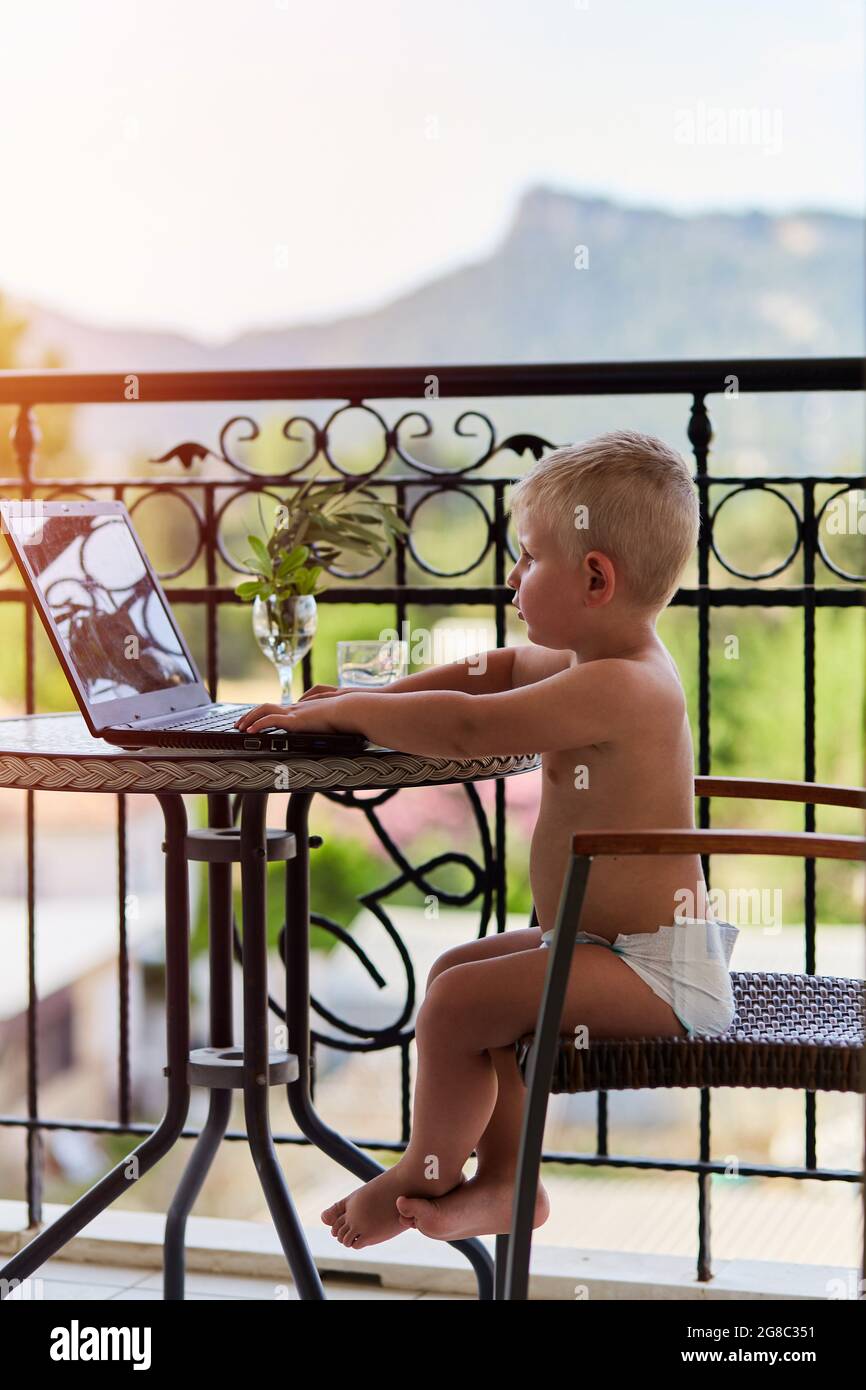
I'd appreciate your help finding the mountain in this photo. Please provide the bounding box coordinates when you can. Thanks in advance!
[4,186,864,472]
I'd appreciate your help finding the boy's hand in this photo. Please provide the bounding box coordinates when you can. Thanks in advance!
[298,684,347,702]
[233,689,474,756]
[235,696,356,735]
[298,683,395,702]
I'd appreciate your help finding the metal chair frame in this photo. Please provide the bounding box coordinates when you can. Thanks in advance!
[495,776,866,1300]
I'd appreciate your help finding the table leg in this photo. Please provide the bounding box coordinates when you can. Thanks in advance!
[163,793,234,1300]
[0,792,192,1298]
[239,790,325,1300]
[283,790,495,1301]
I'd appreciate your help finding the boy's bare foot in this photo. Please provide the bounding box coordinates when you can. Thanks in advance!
[321,1168,467,1250]
[395,1172,550,1240]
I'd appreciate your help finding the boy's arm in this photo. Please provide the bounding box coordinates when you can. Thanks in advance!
[299,647,516,701]
[394,644,572,693]
[447,660,649,755]
[300,645,570,703]
[239,659,650,757]
[361,661,642,756]
[365,647,515,696]
[511,644,574,688]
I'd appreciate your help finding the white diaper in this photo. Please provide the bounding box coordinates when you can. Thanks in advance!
[539,917,740,1037]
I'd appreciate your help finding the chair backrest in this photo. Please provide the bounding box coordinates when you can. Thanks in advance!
[694,776,865,810]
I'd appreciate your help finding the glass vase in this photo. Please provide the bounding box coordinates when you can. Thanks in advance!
[252,593,317,705]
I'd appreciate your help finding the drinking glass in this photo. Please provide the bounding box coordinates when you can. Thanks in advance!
[337,639,408,689]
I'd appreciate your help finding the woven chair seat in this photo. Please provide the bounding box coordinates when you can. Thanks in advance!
[515,970,866,1094]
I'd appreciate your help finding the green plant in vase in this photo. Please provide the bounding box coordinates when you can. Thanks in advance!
[234,473,408,703]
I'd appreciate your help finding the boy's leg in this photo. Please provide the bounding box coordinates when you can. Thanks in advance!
[424,925,543,990]
[473,1045,531,1178]
[396,942,685,1240]
[395,1041,550,1242]
[323,942,548,1249]
[321,929,540,1243]
[423,927,542,1183]
[325,938,684,1247]
[398,949,561,1192]
[391,929,547,1240]
[408,939,686,1178]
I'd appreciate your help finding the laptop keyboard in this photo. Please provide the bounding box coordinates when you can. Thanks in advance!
[168,705,254,732]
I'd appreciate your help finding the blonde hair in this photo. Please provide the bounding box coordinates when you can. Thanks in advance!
[509,430,699,610]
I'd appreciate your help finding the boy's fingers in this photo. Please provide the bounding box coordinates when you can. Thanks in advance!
[246,712,293,733]
[235,702,282,728]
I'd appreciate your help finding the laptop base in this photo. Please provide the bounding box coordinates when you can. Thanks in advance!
[101,727,370,753]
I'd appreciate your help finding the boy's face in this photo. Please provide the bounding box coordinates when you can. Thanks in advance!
[506,514,587,647]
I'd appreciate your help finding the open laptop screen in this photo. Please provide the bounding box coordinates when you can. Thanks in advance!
[7,510,198,703]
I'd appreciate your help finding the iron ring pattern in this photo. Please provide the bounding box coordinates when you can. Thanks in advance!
[709,483,803,581]
[127,487,205,580]
[815,484,866,582]
[68,410,562,589]
[405,485,494,577]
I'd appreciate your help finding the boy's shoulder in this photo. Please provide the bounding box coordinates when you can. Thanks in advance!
[577,650,686,713]
[511,641,684,704]
[552,649,686,722]
[507,642,686,751]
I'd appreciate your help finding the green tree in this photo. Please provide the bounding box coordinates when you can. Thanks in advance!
[0,291,76,475]
[0,293,81,710]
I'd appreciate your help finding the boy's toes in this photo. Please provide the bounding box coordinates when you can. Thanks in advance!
[396,1194,430,1216]
[396,1195,434,1229]
[321,1198,345,1226]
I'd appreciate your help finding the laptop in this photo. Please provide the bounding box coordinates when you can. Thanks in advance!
[0,499,370,754]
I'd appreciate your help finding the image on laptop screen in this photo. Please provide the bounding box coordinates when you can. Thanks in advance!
[9,510,198,703]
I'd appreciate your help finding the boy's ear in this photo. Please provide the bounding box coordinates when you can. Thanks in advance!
[583,550,616,601]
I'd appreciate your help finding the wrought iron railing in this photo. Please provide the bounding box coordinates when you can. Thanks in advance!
[0,358,863,1274]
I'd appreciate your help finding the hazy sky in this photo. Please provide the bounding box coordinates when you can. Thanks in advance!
[1,0,862,342]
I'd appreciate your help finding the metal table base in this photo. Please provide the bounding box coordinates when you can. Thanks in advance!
[1,788,494,1301]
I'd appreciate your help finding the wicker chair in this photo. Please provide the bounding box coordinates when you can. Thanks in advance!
[497,776,866,1301]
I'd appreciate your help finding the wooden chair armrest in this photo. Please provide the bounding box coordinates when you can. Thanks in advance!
[571,828,864,862]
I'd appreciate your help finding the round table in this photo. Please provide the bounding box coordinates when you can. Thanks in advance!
[0,713,538,1301]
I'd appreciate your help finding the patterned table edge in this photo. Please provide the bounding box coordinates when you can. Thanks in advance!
[0,750,541,794]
